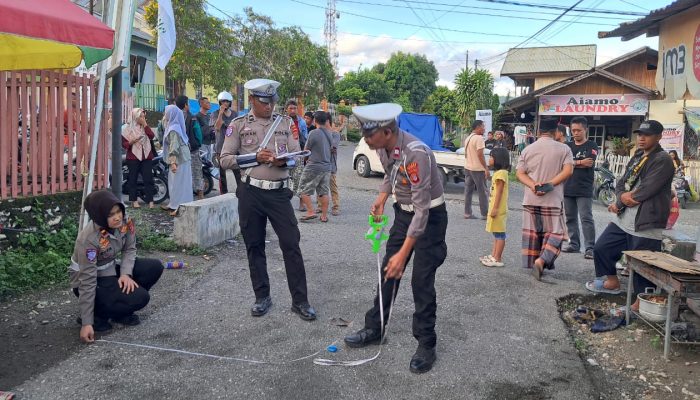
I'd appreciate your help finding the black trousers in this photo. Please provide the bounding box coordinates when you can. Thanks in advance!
[125,159,154,202]
[219,169,241,194]
[73,258,164,320]
[364,203,448,348]
[593,223,658,295]
[236,183,309,304]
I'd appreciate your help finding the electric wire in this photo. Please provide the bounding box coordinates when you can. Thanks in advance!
[476,0,647,16]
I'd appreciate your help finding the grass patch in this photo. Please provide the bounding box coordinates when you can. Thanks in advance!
[186,245,207,256]
[139,232,178,252]
[0,199,78,296]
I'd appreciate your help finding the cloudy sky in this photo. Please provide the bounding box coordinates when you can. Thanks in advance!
[208,0,669,95]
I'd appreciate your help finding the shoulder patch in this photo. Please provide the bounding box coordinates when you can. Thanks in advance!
[86,248,97,263]
[407,141,429,153]
[225,126,233,137]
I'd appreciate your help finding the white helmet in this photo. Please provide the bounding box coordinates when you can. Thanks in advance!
[217,91,233,103]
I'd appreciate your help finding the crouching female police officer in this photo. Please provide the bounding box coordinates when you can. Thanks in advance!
[70,190,163,343]
[219,79,316,322]
[343,103,448,373]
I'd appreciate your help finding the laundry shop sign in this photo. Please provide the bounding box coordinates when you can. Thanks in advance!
[538,94,649,116]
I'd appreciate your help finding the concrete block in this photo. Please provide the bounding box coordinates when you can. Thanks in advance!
[662,229,697,262]
[174,193,239,248]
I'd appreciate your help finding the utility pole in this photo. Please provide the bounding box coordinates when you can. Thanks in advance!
[474,59,478,70]
[465,50,469,71]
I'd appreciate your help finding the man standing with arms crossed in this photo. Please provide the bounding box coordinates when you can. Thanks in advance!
[344,103,448,374]
[464,120,490,219]
[562,117,598,259]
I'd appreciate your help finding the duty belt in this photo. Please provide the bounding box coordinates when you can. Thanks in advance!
[397,195,445,213]
[243,176,289,190]
[69,258,116,272]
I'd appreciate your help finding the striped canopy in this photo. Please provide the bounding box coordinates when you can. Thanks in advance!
[0,0,114,71]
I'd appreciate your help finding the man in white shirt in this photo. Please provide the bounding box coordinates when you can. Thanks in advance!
[463,120,489,219]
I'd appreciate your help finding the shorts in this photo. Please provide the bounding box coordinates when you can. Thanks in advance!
[299,169,331,196]
[493,232,507,240]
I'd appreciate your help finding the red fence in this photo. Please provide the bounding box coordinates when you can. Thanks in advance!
[1,70,109,200]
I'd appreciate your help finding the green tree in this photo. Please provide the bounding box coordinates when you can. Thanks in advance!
[422,86,458,125]
[228,8,335,104]
[454,68,496,127]
[384,52,438,111]
[145,0,238,93]
[333,69,391,105]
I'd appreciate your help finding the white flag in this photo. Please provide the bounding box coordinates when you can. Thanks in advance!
[156,0,176,70]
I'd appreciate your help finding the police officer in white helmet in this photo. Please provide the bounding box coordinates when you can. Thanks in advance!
[211,91,238,193]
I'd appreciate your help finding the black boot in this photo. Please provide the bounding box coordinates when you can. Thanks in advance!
[291,302,317,321]
[112,314,141,326]
[409,345,436,374]
[251,296,272,317]
[344,327,383,348]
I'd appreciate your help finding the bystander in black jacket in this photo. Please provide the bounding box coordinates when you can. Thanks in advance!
[614,144,674,231]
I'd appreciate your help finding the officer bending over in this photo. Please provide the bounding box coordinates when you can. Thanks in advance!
[344,103,448,373]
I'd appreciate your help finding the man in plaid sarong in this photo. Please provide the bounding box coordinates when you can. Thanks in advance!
[516,119,574,280]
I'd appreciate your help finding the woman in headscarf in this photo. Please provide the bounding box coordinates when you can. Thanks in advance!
[161,105,193,216]
[70,190,163,343]
[122,108,156,209]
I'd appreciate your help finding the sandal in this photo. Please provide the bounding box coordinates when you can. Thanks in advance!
[299,215,318,222]
[585,279,622,295]
[320,216,328,223]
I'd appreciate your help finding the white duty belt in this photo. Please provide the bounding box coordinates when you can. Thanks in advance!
[243,176,289,190]
[396,195,445,213]
[69,258,116,272]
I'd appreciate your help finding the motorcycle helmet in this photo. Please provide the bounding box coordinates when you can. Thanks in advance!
[217,91,233,103]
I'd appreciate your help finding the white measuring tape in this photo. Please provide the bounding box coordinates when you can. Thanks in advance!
[313,251,397,366]
[97,246,398,367]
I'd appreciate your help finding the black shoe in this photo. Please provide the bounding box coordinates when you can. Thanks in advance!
[584,249,594,259]
[251,296,272,317]
[291,302,317,321]
[113,314,141,326]
[409,346,436,374]
[76,316,113,331]
[561,245,579,253]
[344,327,383,348]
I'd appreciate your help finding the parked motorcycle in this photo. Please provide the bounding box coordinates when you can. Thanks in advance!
[673,167,691,209]
[199,154,217,196]
[594,161,616,206]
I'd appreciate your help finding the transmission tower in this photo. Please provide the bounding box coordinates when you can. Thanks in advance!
[324,0,339,74]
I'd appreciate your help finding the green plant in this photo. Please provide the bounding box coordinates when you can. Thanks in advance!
[186,245,206,256]
[574,337,587,353]
[611,137,634,156]
[346,128,361,143]
[138,232,178,252]
[0,219,78,296]
[650,334,661,349]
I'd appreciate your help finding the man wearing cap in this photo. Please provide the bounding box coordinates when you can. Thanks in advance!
[585,120,674,304]
[343,103,448,374]
[516,118,574,280]
[219,79,316,321]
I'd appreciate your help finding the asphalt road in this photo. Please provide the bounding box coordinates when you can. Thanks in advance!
[13,142,698,399]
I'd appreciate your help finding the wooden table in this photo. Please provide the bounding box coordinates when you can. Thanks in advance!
[624,251,700,359]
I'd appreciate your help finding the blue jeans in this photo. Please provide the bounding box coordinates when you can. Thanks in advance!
[564,196,595,251]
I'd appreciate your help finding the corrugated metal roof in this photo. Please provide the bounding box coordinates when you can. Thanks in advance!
[500,45,597,76]
[598,0,700,41]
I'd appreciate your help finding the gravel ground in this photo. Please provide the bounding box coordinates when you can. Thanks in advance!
[8,142,700,399]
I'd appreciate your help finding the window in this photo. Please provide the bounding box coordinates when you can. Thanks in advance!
[588,125,606,151]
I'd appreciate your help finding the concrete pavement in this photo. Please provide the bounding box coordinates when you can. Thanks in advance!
[16,142,695,399]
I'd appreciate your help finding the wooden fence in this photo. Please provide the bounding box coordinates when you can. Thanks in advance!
[1,70,109,200]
